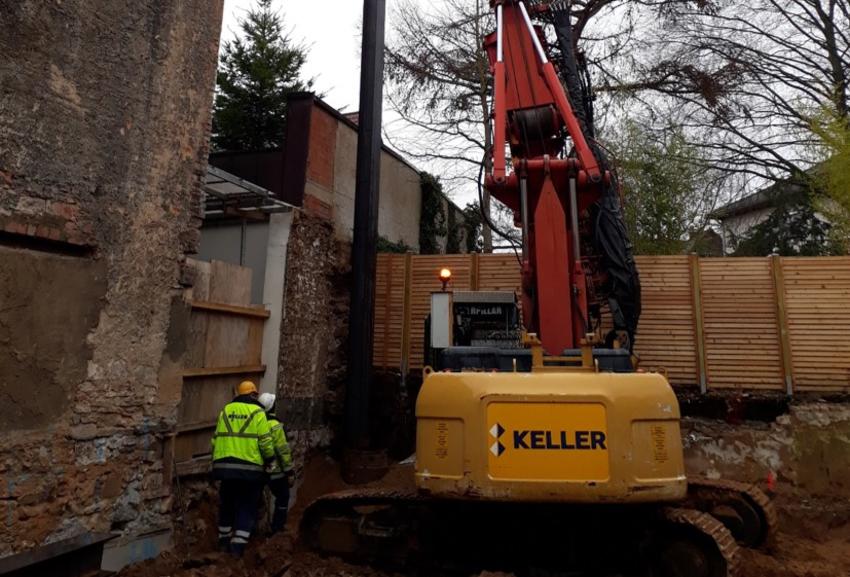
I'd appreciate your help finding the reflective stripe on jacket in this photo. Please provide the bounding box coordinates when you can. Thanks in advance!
[211,399,274,474]
[266,416,293,479]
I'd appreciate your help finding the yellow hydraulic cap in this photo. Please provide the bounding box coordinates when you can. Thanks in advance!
[237,380,258,395]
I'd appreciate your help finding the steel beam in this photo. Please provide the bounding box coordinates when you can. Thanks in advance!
[345,0,387,460]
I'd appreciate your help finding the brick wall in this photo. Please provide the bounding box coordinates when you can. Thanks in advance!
[0,0,223,558]
[288,95,423,250]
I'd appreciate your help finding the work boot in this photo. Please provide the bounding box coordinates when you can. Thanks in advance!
[271,507,288,534]
[217,527,232,552]
[229,538,248,558]
[217,536,230,552]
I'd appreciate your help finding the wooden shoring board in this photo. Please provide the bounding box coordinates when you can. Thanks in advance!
[176,259,268,473]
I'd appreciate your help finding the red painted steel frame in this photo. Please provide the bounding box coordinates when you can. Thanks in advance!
[485,1,602,355]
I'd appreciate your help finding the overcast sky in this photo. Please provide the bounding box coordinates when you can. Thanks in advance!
[220,0,477,205]
[221,0,369,111]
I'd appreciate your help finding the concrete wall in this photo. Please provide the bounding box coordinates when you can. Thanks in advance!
[258,212,294,394]
[683,401,850,498]
[0,0,222,559]
[298,98,422,250]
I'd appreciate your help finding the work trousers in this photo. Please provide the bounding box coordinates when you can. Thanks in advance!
[268,477,290,533]
[218,478,264,553]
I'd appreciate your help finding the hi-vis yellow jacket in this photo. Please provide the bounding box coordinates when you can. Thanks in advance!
[211,397,275,479]
[266,416,293,480]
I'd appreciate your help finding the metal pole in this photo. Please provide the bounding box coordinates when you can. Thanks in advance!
[519,174,529,262]
[568,178,580,262]
[496,4,504,62]
[518,1,549,64]
[345,0,386,455]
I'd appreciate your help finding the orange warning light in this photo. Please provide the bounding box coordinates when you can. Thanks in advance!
[438,267,452,291]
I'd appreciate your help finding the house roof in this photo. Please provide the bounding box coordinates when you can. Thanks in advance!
[710,161,827,221]
[711,179,805,220]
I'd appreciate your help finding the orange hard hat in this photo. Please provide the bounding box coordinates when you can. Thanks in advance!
[237,381,258,395]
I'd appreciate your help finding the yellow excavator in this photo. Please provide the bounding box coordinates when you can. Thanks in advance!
[301,2,775,576]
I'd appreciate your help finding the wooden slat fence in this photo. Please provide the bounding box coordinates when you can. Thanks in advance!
[373,254,850,393]
[174,259,269,476]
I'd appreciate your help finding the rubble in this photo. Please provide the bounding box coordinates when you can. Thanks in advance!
[117,455,850,577]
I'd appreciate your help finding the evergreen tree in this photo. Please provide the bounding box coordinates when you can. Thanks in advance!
[212,0,310,151]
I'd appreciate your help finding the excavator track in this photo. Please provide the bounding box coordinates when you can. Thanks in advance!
[686,477,777,549]
[300,489,744,577]
[653,507,740,577]
[299,487,422,567]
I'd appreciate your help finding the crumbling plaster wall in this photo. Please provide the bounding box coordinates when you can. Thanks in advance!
[683,401,850,497]
[0,0,223,556]
[276,98,424,464]
[277,211,351,465]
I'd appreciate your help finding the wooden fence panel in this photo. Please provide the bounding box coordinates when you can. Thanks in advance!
[373,254,406,370]
[477,253,522,293]
[699,258,784,390]
[372,254,850,393]
[782,257,850,391]
[633,256,697,386]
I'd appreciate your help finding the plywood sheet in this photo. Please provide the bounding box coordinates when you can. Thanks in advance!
[176,259,266,470]
[209,260,252,306]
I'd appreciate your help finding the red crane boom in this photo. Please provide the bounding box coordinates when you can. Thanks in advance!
[484,0,613,355]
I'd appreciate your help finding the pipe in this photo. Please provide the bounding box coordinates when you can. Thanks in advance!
[520,172,530,261]
[518,2,548,64]
[569,177,580,262]
[345,0,386,453]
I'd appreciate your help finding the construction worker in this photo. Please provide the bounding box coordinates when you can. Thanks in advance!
[211,380,274,557]
[258,392,293,533]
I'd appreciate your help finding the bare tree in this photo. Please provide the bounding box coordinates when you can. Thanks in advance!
[600,0,850,189]
[384,0,495,250]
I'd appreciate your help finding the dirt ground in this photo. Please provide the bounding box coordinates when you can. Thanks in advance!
[117,456,850,577]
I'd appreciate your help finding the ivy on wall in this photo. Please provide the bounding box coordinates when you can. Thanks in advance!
[445,205,460,253]
[419,172,447,254]
[461,202,483,253]
[377,236,413,253]
[418,172,483,254]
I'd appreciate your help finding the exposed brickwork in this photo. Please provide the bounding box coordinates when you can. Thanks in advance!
[306,106,338,190]
[303,193,334,220]
[0,0,223,558]
[0,197,94,245]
